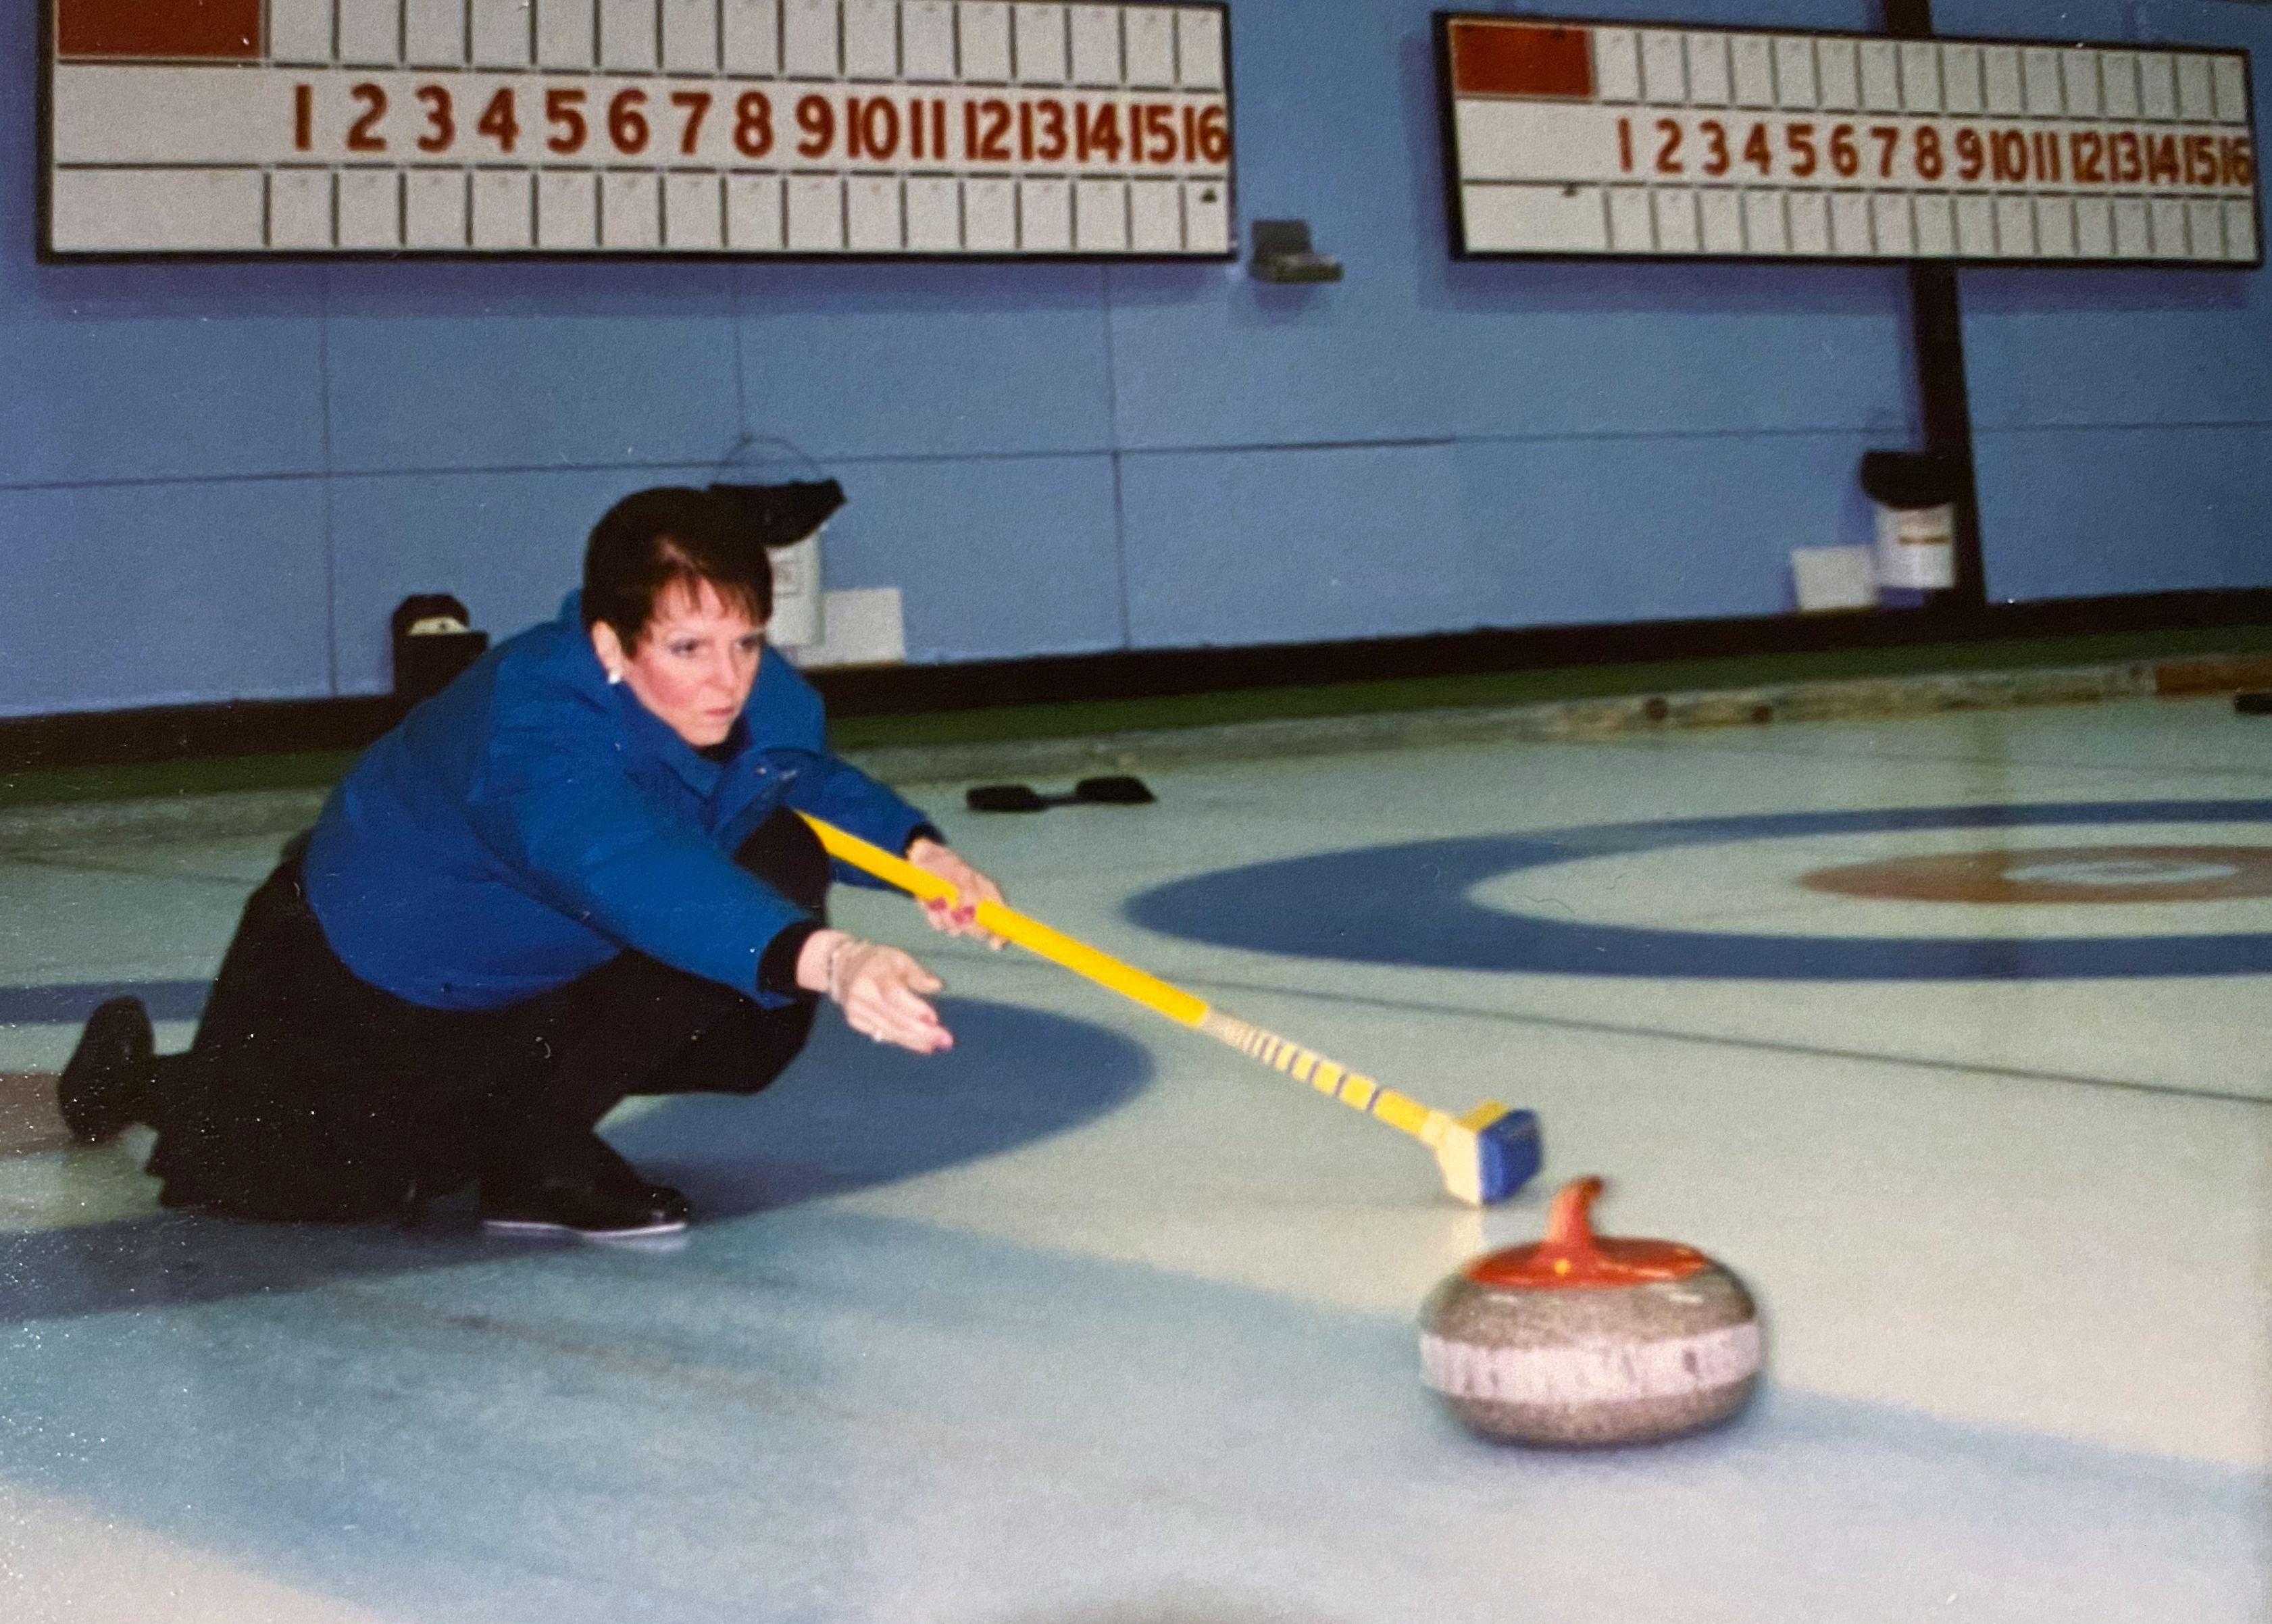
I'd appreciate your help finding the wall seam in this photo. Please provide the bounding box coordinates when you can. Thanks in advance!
[0,470,339,495]
[0,414,2126,500]
[1116,426,1912,457]
[0,417,2010,498]
[730,266,751,445]
[1101,266,1133,650]
[1973,420,2272,436]
[320,264,338,699]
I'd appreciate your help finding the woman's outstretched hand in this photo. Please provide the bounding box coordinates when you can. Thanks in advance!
[796,928,951,1055]
[904,838,1007,949]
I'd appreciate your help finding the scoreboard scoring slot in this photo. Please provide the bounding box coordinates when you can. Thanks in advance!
[1437,13,2261,266]
[45,0,1234,258]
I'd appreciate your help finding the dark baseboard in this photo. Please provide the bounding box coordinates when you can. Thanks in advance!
[0,694,404,774]
[7,588,2272,774]
[809,588,2272,712]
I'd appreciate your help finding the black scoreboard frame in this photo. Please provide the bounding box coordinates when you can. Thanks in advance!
[37,0,1240,264]
[1432,9,2263,271]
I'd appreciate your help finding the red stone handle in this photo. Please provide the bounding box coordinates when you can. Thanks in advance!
[1465,1175,1711,1290]
[1539,1174,1608,1262]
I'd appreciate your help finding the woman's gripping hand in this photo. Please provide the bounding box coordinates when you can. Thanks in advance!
[904,838,1007,949]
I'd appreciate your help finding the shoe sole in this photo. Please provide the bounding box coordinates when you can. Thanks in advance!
[481,1215,689,1240]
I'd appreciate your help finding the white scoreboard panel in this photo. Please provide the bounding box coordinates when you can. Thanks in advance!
[1436,13,2261,266]
[43,0,1234,258]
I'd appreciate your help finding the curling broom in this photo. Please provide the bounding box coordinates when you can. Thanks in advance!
[799,813,1543,1206]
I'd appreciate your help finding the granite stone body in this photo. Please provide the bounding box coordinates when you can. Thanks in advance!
[1417,1181,1772,1444]
[1419,1246,1762,1446]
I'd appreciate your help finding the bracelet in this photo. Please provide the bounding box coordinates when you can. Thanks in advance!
[824,934,857,1003]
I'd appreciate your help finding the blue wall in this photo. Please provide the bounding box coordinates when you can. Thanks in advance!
[2,0,2265,718]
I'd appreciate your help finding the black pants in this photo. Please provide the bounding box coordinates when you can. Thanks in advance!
[145,810,828,1223]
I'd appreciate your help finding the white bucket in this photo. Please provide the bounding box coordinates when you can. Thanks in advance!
[767,527,826,649]
[1872,502,1955,590]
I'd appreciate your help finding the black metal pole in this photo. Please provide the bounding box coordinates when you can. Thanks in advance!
[1884,0,1989,617]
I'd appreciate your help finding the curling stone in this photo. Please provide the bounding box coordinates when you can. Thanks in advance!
[1419,1176,1761,1446]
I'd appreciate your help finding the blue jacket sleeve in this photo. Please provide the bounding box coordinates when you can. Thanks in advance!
[461,675,814,1005]
[750,649,936,888]
[774,752,936,889]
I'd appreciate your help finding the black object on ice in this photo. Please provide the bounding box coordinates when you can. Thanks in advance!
[965,776,1157,814]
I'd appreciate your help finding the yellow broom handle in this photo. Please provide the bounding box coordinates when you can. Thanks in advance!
[796,813,1498,1182]
[798,813,1209,1027]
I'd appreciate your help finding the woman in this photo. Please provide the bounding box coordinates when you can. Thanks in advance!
[58,486,1002,1239]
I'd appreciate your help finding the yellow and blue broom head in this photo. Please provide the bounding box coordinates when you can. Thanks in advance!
[1442,1105,1543,1206]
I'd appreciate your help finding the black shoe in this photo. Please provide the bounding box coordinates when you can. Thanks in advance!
[578,1133,692,1224]
[57,996,154,1144]
[480,1130,692,1239]
[479,1172,690,1240]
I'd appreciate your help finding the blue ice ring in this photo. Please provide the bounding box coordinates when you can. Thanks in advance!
[1122,801,2272,982]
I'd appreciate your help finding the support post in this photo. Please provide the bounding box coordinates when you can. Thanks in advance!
[1884,0,1989,617]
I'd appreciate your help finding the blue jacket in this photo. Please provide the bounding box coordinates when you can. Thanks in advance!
[303,594,931,1011]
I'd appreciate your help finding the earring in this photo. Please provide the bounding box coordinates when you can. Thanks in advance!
[606,667,624,686]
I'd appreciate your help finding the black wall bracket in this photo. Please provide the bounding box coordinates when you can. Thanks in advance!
[1249,219,1343,283]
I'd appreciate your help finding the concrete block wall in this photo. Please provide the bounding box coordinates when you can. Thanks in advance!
[1,0,2263,717]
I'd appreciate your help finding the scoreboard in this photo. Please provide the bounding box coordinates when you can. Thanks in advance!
[1437,13,2261,266]
[43,0,1234,258]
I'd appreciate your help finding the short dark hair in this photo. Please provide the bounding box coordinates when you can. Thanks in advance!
[582,487,771,649]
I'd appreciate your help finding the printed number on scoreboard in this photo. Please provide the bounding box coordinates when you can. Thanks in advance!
[44,0,1236,259]
[1436,13,2262,266]
[273,80,1232,168]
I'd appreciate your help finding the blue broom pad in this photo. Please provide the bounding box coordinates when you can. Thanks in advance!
[1475,1108,1543,1204]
